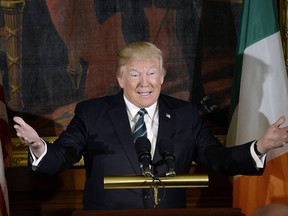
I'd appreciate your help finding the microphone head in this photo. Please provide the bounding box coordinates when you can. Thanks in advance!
[135,137,152,175]
[135,137,151,155]
[158,139,176,177]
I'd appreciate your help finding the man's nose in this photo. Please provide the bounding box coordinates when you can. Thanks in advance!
[140,74,149,86]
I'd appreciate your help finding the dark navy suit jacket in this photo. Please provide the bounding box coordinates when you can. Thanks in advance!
[31,91,263,210]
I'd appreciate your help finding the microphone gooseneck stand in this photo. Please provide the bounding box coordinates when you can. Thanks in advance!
[135,137,176,208]
[148,159,176,208]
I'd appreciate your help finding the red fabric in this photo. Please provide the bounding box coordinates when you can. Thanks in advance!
[0,85,11,166]
[0,85,4,103]
[0,79,9,216]
[0,119,8,160]
[0,185,8,216]
[45,1,170,99]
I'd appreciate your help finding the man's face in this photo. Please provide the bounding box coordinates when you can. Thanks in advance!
[117,58,165,108]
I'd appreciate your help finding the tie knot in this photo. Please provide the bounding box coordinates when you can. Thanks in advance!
[138,108,147,117]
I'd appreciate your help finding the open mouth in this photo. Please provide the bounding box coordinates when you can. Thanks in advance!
[138,91,151,96]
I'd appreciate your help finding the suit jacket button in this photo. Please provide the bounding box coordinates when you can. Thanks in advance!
[144,195,150,200]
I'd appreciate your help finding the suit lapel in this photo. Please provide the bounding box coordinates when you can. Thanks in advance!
[108,92,141,175]
[153,96,176,165]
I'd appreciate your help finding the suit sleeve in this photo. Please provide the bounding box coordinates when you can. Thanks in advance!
[184,102,264,176]
[28,103,87,175]
[204,141,264,176]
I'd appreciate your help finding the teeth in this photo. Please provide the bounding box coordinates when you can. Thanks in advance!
[139,92,149,96]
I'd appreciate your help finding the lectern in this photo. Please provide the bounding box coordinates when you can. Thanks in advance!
[104,174,208,207]
[72,175,244,216]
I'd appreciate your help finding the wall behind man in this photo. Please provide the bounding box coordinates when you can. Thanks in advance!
[1,0,242,137]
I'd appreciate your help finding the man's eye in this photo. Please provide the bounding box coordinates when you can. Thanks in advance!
[130,73,140,78]
[147,71,156,76]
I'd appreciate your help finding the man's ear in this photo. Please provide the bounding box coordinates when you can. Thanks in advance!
[161,69,166,84]
[117,76,124,88]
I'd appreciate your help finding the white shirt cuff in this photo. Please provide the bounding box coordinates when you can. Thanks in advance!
[250,141,266,168]
[29,138,47,167]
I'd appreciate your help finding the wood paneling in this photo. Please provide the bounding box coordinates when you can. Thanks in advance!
[6,165,232,216]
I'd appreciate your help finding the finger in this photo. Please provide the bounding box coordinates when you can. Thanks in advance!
[14,124,22,130]
[19,137,25,143]
[14,125,24,134]
[273,116,286,128]
[15,129,25,140]
[23,137,35,144]
[14,128,22,137]
[13,116,27,127]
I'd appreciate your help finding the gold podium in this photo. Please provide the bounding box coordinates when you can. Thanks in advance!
[73,175,243,216]
[104,174,209,189]
[104,174,209,207]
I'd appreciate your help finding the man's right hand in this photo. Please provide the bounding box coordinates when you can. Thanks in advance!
[13,116,45,158]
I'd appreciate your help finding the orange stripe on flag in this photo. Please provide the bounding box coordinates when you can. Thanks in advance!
[233,153,288,215]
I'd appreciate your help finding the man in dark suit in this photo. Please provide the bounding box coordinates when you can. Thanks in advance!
[13,42,288,210]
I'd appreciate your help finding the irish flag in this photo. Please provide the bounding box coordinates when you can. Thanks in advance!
[226,0,288,215]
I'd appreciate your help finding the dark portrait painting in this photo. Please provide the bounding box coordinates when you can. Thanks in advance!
[0,0,242,137]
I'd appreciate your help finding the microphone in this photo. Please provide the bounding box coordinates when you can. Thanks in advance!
[158,139,176,177]
[135,137,153,177]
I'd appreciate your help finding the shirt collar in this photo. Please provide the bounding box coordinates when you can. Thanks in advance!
[123,95,158,120]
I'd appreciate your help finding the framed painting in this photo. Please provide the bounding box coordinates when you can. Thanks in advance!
[0,1,244,167]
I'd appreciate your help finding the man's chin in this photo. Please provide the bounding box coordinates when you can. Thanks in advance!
[137,99,157,108]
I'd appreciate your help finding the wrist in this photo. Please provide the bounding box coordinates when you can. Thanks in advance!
[31,139,45,157]
[31,139,43,149]
[254,141,264,157]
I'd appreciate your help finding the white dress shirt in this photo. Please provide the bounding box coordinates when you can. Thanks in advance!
[124,95,158,159]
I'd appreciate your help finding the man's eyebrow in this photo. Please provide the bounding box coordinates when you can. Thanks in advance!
[129,69,140,73]
[129,66,157,72]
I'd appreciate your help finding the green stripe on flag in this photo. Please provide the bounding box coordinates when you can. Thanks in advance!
[229,0,279,120]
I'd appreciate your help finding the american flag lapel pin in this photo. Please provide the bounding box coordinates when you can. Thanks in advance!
[166,113,171,119]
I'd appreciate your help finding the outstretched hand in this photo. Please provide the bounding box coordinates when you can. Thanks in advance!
[256,116,288,154]
[13,116,45,157]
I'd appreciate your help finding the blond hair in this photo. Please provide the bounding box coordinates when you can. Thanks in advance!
[116,41,165,77]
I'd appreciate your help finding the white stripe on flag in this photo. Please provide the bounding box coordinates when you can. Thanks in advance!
[229,32,288,161]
